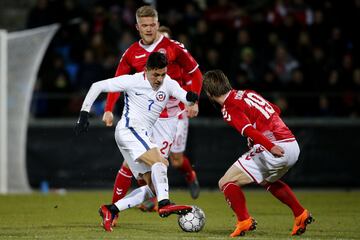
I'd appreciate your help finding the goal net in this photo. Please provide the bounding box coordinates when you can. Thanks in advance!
[0,24,59,193]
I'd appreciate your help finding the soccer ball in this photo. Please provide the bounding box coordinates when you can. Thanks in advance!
[178,205,205,232]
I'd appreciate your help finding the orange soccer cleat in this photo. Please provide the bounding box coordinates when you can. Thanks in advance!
[230,217,257,237]
[98,205,115,232]
[291,209,314,236]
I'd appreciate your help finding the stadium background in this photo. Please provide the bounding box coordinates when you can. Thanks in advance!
[1,0,360,189]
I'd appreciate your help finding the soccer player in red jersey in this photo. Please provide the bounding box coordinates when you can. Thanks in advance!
[102,6,202,216]
[202,70,314,237]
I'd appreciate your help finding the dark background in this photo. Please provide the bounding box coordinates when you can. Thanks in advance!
[27,119,360,189]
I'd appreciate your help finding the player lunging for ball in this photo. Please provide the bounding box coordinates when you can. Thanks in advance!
[74,52,198,232]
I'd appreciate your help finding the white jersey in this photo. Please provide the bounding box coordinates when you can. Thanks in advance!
[81,72,191,130]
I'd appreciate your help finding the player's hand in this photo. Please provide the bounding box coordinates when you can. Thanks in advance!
[102,111,114,127]
[74,111,89,136]
[186,103,199,118]
[270,145,284,158]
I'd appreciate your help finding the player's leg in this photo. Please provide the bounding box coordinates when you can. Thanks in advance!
[169,114,200,199]
[137,147,192,217]
[261,141,313,235]
[218,163,257,237]
[111,161,133,203]
[136,177,158,212]
[263,179,313,235]
[99,127,157,231]
[99,150,162,231]
[137,118,174,212]
[100,177,156,232]
[110,161,132,227]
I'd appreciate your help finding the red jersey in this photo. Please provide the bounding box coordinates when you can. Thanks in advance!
[105,35,201,118]
[222,90,295,151]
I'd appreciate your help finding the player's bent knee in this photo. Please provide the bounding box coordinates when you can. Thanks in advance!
[218,176,228,191]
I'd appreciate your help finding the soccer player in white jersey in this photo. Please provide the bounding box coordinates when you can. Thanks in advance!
[103,6,202,217]
[202,70,313,237]
[74,52,199,232]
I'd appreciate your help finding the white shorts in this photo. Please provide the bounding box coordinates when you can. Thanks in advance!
[115,125,157,179]
[149,117,178,159]
[234,141,300,183]
[170,113,189,153]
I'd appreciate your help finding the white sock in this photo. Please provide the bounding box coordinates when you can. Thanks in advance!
[114,185,154,211]
[151,162,169,202]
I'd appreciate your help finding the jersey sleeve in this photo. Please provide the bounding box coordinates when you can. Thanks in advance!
[182,68,203,95]
[105,49,132,112]
[173,41,199,75]
[81,75,130,112]
[167,79,191,105]
[172,41,202,96]
[243,126,275,151]
[225,106,253,135]
[225,105,275,151]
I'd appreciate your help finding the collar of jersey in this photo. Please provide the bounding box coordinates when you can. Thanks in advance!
[139,35,164,52]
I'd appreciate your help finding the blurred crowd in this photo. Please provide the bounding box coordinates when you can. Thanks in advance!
[29,0,360,118]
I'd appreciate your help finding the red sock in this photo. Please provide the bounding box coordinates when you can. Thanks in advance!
[112,165,132,203]
[179,155,196,182]
[222,182,250,221]
[266,180,304,217]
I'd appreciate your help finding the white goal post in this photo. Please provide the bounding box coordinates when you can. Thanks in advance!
[0,24,59,194]
[0,30,8,194]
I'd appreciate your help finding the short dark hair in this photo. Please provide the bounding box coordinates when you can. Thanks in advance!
[146,52,168,70]
[203,70,232,97]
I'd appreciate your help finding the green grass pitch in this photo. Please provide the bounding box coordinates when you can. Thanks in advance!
[0,189,359,239]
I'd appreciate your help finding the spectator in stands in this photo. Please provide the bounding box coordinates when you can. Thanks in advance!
[25,0,360,118]
[269,45,299,85]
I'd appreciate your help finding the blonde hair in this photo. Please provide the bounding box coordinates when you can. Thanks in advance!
[136,5,158,23]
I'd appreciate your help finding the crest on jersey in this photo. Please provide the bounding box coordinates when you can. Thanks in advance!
[156,91,166,102]
[158,48,167,55]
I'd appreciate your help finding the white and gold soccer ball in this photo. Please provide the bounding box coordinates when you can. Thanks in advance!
[178,205,205,232]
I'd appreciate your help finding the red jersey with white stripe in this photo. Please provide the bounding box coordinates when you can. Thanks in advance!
[107,35,199,118]
[222,90,295,149]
